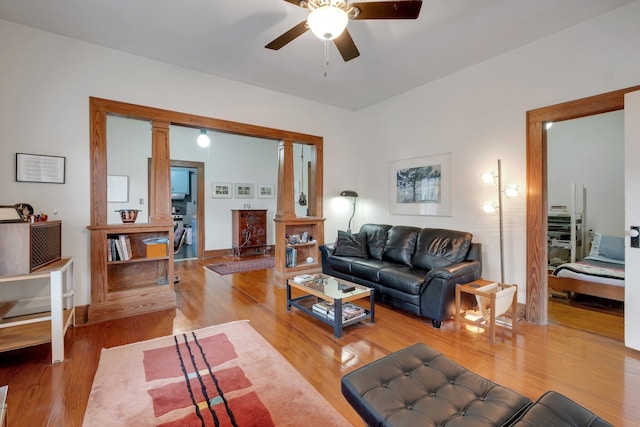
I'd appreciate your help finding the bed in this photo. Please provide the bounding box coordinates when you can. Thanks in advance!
[549,233,625,302]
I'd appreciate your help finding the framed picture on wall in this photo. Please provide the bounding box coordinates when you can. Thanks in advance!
[107,175,129,202]
[234,183,254,199]
[257,184,275,199]
[389,152,452,216]
[211,182,232,199]
[16,153,66,184]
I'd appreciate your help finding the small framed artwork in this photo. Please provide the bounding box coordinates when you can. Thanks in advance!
[389,152,452,216]
[107,175,129,203]
[211,182,232,199]
[257,183,275,199]
[0,205,24,223]
[234,183,254,199]
[16,153,66,184]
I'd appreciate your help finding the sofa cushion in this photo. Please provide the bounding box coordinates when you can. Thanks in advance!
[334,230,368,258]
[328,256,355,274]
[382,226,420,267]
[412,228,473,270]
[351,259,396,283]
[378,266,427,295]
[359,224,392,260]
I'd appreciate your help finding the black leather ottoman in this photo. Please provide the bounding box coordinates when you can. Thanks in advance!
[510,391,613,427]
[341,343,613,427]
[341,343,532,426]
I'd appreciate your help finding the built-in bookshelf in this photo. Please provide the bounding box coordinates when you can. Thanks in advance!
[274,217,324,275]
[87,223,175,323]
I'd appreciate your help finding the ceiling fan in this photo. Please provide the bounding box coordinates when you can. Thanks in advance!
[265,0,423,62]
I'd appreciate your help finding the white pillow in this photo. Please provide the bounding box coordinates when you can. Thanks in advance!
[588,232,602,257]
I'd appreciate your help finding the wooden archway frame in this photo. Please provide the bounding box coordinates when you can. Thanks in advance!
[525,85,640,324]
[89,97,323,233]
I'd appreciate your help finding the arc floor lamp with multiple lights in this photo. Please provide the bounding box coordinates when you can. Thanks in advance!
[482,159,519,283]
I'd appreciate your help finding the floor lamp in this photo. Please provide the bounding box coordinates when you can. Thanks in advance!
[340,190,358,233]
[482,159,518,283]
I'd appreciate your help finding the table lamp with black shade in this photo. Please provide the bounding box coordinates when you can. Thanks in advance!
[340,190,358,234]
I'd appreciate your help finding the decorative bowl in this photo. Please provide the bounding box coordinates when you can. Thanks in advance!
[116,209,141,223]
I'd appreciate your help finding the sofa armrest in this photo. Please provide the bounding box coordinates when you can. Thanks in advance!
[319,243,335,257]
[425,260,481,281]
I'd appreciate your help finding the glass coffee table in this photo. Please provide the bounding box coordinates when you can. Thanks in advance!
[286,274,374,338]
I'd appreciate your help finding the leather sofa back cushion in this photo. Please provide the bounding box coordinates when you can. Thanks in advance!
[382,226,420,267]
[359,224,392,260]
[412,228,473,270]
[334,230,368,258]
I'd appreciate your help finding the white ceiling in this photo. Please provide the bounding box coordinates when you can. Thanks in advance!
[0,0,634,111]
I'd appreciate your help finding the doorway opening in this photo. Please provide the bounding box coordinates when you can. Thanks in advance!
[171,160,205,261]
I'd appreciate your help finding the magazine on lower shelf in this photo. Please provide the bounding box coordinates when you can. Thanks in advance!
[312,301,367,322]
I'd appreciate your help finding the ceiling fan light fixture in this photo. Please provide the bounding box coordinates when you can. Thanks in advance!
[307,5,348,40]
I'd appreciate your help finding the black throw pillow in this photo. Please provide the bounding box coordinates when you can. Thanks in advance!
[334,230,368,258]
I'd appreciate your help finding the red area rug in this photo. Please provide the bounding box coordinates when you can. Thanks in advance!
[83,320,350,426]
[205,257,275,275]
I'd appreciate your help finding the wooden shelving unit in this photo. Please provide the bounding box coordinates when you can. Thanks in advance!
[87,223,176,323]
[0,257,75,364]
[274,217,325,275]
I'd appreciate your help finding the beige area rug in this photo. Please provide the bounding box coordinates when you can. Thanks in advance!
[83,320,350,426]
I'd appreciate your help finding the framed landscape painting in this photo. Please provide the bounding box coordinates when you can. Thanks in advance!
[389,152,452,216]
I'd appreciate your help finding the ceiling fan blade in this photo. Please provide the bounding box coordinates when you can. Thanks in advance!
[334,29,360,62]
[265,21,309,50]
[350,1,422,20]
[284,0,308,7]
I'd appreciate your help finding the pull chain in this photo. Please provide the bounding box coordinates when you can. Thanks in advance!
[324,39,330,78]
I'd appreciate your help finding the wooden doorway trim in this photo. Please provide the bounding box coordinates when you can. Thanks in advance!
[525,85,640,324]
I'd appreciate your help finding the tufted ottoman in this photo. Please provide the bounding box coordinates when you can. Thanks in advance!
[341,343,613,427]
[509,391,613,427]
[341,343,531,426]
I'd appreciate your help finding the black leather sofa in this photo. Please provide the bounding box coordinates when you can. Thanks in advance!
[320,224,482,327]
[342,343,613,427]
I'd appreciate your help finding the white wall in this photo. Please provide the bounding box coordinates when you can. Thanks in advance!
[624,90,640,351]
[0,19,357,307]
[547,111,625,239]
[169,126,280,250]
[2,0,640,348]
[352,1,640,308]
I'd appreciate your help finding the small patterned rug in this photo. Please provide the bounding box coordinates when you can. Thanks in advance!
[205,257,275,275]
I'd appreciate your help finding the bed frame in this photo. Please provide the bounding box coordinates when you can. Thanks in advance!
[548,274,624,302]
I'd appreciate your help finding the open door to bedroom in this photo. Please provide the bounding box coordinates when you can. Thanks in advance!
[545,110,625,340]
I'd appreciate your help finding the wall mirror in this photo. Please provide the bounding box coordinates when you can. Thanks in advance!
[293,143,314,217]
[106,114,151,224]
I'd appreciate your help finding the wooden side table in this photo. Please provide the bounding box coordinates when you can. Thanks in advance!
[455,279,518,343]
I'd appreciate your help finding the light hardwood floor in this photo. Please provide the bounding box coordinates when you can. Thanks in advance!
[1,258,639,426]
